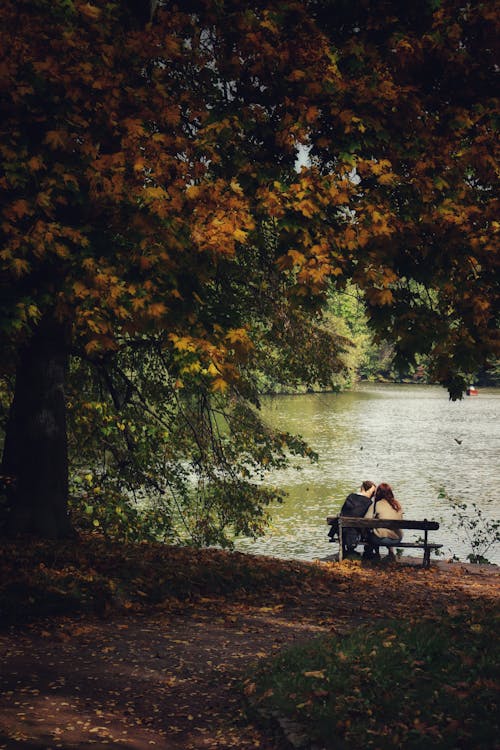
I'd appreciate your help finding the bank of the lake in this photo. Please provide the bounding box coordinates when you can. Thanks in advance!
[234,383,500,564]
[1,536,498,750]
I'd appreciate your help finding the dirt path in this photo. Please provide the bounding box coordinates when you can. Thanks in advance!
[1,559,498,750]
[1,599,324,750]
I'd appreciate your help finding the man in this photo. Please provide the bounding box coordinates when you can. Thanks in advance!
[328,480,376,556]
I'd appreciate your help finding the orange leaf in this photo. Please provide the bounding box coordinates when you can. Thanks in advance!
[9,200,31,219]
[44,131,67,149]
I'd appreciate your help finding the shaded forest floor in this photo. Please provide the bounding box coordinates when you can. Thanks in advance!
[0,538,498,749]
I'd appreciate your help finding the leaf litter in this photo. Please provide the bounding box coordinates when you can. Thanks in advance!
[0,539,498,749]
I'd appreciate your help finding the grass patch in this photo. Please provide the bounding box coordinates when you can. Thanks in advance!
[247,607,499,749]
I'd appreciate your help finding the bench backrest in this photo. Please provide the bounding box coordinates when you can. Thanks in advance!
[327,516,439,531]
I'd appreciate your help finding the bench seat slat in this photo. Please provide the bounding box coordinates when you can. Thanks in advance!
[327,516,439,531]
[371,541,443,549]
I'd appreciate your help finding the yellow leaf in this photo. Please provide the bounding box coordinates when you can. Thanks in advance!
[372,159,392,175]
[211,377,228,393]
[144,186,167,200]
[378,173,396,185]
[11,257,30,275]
[207,363,220,377]
[131,297,146,311]
[226,327,249,345]
[233,228,248,242]
[296,199,316,218]
[182,362,202,375]
[171,336,196,352]
[288,69,306,81]
[186,185,201,200]
[148,302,167,318]
[335,192,349,204]
[73,281,88,298]
[230,179,244,195]
[303,670,326,679]
[260,18,278,33]
[79,3,102,20]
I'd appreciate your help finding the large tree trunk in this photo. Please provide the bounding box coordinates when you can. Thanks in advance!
[1,317,74,538]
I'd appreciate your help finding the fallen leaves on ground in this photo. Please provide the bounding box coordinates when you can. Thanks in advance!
[0,537,498,748]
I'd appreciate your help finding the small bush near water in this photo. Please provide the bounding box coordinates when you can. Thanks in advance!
[247,608,499,749]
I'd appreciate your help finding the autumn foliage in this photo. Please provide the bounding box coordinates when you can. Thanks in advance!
[2,0,498,379]
[1,0,341,362]
[0,0,498,537]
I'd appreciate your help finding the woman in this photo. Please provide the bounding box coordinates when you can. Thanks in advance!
[368,483,403,559]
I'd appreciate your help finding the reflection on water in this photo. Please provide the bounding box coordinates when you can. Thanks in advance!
[234,384,500,564]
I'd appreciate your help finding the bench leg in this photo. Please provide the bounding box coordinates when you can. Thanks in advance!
[423,547,430,568]
[338,525,343,563]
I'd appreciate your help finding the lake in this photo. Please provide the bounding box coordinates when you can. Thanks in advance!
[233,384,500,564]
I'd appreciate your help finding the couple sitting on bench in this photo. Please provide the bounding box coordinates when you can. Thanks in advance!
[328,480,403,559]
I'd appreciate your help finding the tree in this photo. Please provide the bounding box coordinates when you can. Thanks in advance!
[64,333,318,548]
[0,0,346,537]
[306,0,499,394]
[1,0,498,538]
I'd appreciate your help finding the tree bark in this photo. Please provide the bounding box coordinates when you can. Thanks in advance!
[1,317,74,538]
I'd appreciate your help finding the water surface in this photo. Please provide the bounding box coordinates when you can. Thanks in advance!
[234,384,500,564]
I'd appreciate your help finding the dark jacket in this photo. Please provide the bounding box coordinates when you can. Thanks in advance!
[341,493,372,519]
[328,493,373,549]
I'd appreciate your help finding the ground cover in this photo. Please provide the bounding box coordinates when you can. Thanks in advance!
[0,537,498,749]
[0,536,328,624]
[247,607,499,749]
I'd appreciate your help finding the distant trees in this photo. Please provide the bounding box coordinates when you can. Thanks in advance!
[1,0,498,539]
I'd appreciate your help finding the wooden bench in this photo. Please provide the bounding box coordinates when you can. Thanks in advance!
[326,516,443,568]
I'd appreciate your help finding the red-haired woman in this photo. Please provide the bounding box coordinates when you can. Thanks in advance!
[369,483,403,559]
